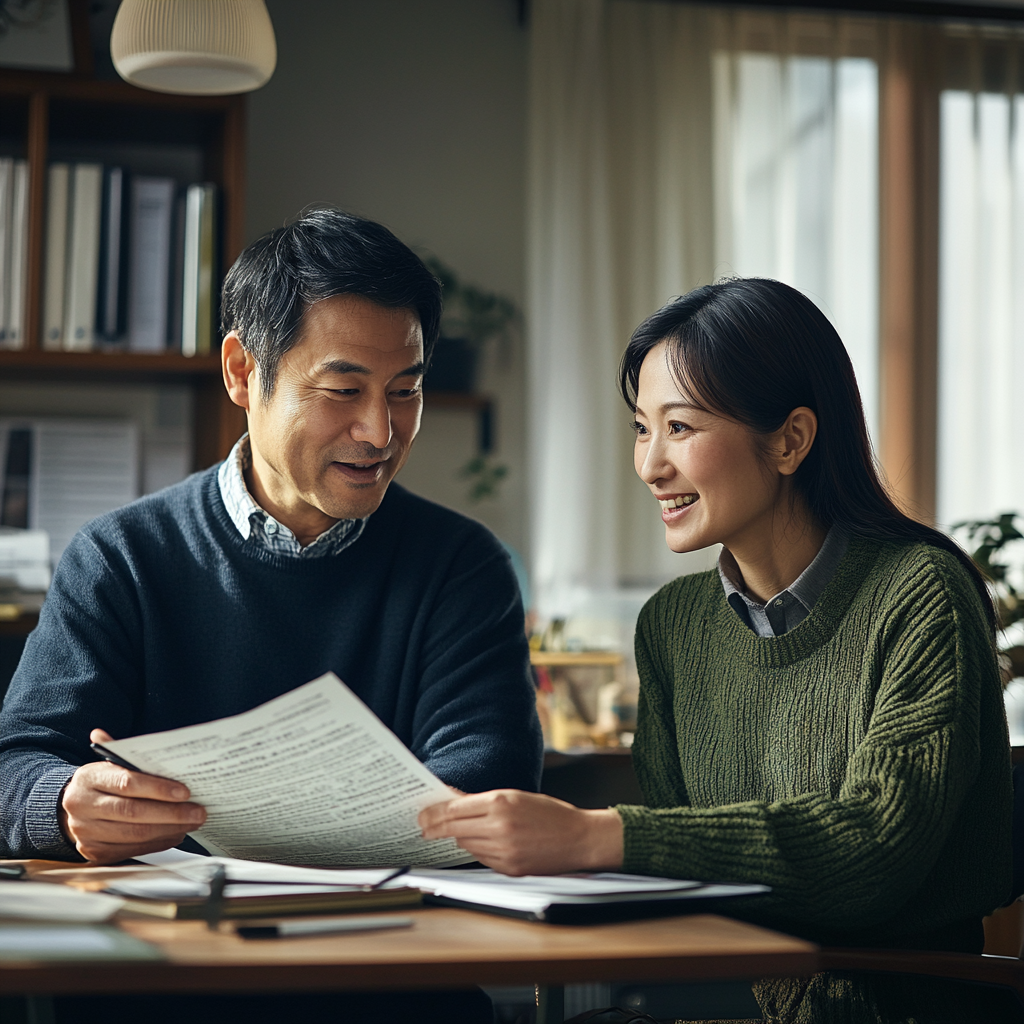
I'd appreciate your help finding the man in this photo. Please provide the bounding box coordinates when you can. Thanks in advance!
[0,208,541,868]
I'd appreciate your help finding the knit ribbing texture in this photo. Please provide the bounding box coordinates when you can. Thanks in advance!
[618,537,1012,948]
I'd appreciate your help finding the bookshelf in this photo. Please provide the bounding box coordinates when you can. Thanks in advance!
[0,67,247,470]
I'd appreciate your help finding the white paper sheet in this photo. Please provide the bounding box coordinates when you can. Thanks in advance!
[404,869,768,914]
[103,674,470,868]
[0,882,124,922]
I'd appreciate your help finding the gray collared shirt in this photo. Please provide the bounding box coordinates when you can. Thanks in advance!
[718,526,849,637]
[217,434,367,558]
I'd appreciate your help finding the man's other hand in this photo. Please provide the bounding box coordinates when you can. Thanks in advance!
[59,729,207,864]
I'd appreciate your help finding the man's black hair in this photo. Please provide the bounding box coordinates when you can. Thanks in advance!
[220,207,442,400]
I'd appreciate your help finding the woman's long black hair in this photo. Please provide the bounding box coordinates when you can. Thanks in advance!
[618,278,996,632]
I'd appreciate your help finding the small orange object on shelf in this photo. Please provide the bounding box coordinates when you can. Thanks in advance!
[529,651,623,668]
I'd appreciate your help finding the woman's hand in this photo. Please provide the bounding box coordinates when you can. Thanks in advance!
[418,790,624,876]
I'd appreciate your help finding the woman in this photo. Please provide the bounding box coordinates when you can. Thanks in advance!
[421,279,1014,1020]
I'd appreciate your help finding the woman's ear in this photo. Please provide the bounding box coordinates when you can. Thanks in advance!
[775,407,818,477]
[221,332,258,412]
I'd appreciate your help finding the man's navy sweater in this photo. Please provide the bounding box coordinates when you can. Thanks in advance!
[0,468,542,858]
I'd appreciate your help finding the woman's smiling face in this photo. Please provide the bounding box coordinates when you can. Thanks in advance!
[632,341,783,555]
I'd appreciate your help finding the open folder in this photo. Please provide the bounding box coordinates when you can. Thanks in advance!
[404,869,769,924]
[101,674,473,868]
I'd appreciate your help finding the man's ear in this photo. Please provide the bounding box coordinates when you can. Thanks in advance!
[222,332,258,412]
[775,407,818,477]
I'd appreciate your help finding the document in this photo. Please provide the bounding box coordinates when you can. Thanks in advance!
[0,882,124,922]
[103,674,471,868]
[404,868,770,923]
[0,417,139,562]
[0,924,160,961]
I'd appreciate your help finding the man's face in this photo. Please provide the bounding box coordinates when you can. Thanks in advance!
[245,293,424,531]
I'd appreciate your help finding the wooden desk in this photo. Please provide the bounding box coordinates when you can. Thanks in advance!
[0,907,817,1022]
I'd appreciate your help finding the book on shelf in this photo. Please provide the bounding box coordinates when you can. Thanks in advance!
[35,163,219,355]
[182,182,217,357]
[97,166,127,346]
[0,159,11,346]
[5,160,28,351]
[63,163,103,352]
[126,176,174,352]
[0,158,28,352]
[42,163,70,351]
[168,190,186,349]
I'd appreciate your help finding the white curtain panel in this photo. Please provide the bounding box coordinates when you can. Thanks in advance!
[713,50,879,440]
[938,90,1024,528]
[527,0,719,620]
[527,1,881,620]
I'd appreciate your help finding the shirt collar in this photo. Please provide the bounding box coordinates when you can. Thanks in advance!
[216,435,368,559]
[717,526,849,635]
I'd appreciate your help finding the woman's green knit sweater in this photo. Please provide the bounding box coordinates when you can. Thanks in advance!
[618,536,1013,950]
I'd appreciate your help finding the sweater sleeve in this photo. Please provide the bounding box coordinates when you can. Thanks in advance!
[0,528,143,859]
[631,605,690,810]
[618,553,1010,933]
[408,529,543,794]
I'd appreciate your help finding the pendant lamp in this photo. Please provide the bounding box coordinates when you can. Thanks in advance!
[110,0,277,96]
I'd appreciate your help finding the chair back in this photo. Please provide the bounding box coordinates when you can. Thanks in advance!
[1009,761,1024,902]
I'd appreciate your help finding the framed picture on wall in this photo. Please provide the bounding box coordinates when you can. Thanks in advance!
[0,0,81,73]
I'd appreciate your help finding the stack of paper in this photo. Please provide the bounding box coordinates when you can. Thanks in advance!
[0,418,139,563]
[0,882,123,923]
[405,869,768,922]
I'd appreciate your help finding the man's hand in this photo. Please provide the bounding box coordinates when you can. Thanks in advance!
[418,789,624,876]
[59,729,207,864]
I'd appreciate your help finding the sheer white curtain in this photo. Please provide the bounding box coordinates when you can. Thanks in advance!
[527,1,881,624]
[939,80,1024,528]
[527,0,719,626]
[714,42,880,438]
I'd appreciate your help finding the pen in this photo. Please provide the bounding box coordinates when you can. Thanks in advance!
[367,866,411,891]
[90,742,144,773]
[236,915,414,940]
[205,864,227,932]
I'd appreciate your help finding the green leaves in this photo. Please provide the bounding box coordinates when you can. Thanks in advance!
[422,256,519,351]
[459,456,508,503]
[953,512,1024,629]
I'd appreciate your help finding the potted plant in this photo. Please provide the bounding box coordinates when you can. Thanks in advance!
[422,257,518,393]
[954,512,1024,682]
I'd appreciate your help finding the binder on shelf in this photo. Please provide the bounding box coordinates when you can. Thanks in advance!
[0,159,12,347]
[96,167,127,346]
[181,183,216,357]
[126,176,174,353]
[62,163,103,352]
[167,191,186,350]
[3,160,28,351]
[42,163,70,352]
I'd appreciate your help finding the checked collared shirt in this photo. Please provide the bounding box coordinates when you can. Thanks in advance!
[217,434,367,558]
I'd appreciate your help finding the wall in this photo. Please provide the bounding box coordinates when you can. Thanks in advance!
[246,0,530,557]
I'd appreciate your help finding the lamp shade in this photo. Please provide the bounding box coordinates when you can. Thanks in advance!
[110,0,277,96]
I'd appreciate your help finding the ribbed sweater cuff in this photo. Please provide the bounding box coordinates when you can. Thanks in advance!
[617,804,679,876]
[26,763,78,858]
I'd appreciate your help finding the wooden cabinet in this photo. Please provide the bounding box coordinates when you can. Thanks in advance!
[0,68,247,470]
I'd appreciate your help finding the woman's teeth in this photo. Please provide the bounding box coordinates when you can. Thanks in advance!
[659,495,697,510]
